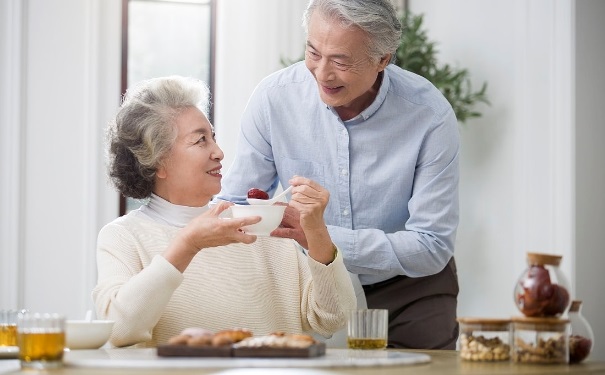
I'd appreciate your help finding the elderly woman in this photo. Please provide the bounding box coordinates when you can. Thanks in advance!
[92,76,356,348]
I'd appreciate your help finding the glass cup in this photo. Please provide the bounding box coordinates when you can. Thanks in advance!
[17,312,66,370]
[0,310,21,347]
[347,309,389,349]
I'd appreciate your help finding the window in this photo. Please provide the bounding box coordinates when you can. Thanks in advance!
[120,0,215,215]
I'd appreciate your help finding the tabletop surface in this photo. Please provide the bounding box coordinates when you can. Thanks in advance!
[1,348,604,374]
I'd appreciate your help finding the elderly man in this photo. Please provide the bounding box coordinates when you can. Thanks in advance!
[218,0,460,349]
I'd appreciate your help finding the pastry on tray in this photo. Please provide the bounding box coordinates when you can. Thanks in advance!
[167,327,252,347]
[158,328,252,357]
[157,328,325,358]
[234,331,317,349]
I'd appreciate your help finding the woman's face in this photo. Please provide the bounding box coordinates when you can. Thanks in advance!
[305,11,390,120]
[154,106,224,207]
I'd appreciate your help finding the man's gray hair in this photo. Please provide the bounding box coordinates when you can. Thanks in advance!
[302,0,402,62]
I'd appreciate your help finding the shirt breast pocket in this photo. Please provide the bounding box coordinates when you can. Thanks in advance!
[279,158,326,188]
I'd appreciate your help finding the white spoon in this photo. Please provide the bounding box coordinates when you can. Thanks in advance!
[84,310,93,322]
[247,185,293,205]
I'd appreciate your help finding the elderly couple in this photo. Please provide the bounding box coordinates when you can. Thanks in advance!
[93,0,460,350]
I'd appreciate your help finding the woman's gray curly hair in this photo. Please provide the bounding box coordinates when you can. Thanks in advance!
[302,0,402,63]
[106,76,210,199]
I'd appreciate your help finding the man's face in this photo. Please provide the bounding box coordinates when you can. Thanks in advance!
[305,11,390,120]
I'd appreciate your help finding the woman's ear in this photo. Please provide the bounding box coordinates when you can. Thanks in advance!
[156,163,167,179]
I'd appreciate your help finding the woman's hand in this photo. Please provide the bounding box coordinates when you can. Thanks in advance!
[164,200,261,272]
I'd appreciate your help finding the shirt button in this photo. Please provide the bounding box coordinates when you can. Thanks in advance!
[343,209,349,216]
[341,169,348,176]
[341,129,347,135]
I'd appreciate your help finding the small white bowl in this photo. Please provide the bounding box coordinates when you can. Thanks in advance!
[65,320,114,350]
[230,204,286,236]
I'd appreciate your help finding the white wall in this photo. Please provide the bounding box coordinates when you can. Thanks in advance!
[0,0,121,318]
[409,0,576,312]
[214,0,308,170]
[1,0,603,360]
[410,0,603,361]
[575,0,605,362]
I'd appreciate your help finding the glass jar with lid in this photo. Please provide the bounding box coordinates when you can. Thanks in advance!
[513,252,571,317]
[568,300,595,363]
[457,317,511,362]
[512,316,569,364]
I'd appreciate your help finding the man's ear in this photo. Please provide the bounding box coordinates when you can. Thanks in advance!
[378,54,391,71]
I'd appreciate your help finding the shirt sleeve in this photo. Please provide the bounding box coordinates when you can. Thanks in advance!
[92,223,183,347]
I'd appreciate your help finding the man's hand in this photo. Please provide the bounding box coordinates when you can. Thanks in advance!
[270,176,329,250]
[272,204,308,249]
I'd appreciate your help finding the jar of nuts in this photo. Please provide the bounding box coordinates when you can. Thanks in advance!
[513,252,571,317]
[512,316,569,364]
[457,317,511,362]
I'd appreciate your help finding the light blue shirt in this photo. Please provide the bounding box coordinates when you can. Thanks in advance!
[218,61,459,285]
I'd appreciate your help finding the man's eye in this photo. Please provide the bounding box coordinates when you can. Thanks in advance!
[307,50,320,60]
[196,135,206,144]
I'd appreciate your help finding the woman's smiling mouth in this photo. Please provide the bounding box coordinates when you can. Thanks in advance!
[207,167,222,177]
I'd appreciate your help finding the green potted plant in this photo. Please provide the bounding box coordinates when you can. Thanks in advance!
[395,12,489,124]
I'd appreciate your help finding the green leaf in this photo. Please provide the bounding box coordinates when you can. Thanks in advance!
[396,13,489,124]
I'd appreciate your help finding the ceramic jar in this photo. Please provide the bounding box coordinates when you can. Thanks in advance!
[513,252,571,317]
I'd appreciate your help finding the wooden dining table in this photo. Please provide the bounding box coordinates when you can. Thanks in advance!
[1,348,604,374]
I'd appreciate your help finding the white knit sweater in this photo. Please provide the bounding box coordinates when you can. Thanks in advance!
[92,198,356,348]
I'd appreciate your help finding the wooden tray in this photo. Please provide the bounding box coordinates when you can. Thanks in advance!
[233,343,326,358]
[156,342,326,358]
[157,344,232,357]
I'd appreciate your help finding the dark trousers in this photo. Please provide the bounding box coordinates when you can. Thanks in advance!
[363,257,459,349]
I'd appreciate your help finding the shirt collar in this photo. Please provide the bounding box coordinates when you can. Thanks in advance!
[327,69,391,124]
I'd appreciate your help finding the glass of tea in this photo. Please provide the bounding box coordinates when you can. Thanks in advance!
[347,309,388,349]
[0,310,20,347]
[17,312,65,370]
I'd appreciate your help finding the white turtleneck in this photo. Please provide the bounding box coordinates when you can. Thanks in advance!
[92,194,356,348]
[139,193,208,228]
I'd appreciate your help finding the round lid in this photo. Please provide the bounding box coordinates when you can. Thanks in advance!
[511,316,569,324]
[526,252,563,266]
[457,317,511,325]
[569,300,582,312]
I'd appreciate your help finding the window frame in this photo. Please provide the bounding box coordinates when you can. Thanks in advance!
[118,0,216,216]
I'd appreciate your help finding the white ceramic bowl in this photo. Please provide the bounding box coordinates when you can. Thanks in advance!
[230,204,287,236]
[65,320,114,350]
